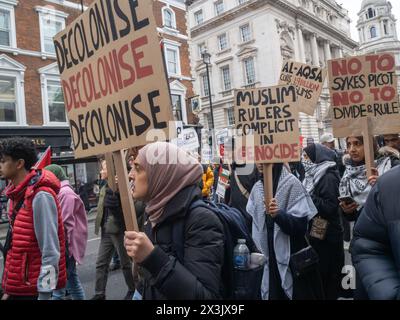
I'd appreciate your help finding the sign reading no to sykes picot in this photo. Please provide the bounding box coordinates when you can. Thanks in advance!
[279,60,327,116]
[234,85,300,164]
[328,53,400,137]
[54,0,173,158]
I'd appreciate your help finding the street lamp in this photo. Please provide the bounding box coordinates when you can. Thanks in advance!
[201,48,217,163]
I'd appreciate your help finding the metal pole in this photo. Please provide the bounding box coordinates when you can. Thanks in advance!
[205,62,217,162]
[80,0,84,13]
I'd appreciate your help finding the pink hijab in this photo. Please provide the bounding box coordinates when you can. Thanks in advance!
[136,142,203,226]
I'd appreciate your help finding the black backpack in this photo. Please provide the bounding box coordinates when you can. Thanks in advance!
[171,200,264,300]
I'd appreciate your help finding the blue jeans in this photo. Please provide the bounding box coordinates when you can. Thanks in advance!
[53,255,86,300]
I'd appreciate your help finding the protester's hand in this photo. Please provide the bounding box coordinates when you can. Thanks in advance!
[368,168,379,186]
[340,201,358,214]
[124,231,155,263]
[266,198,279,218]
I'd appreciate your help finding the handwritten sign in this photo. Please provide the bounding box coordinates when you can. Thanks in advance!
[328,53,400,137]
[234,85,301,163]
[279,60,327,116]
[54,0,173,158]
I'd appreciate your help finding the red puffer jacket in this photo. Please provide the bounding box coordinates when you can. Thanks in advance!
[2,170,67,296]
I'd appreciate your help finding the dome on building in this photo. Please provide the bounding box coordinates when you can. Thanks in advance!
[361,0,388,10]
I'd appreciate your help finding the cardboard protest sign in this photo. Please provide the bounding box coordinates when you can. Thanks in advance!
[328,53,400,137]
[234,85,301,164]
[216,168,230,199]
[172,127,200,152]
[54,0,173,158]
[279,60,327,116]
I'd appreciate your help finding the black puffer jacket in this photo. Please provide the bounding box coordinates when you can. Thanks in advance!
[351,166,400,300]
[139,184,225,300]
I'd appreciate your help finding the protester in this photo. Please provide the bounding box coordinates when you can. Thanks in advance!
[0,137,66,300]
[383,133,400,152]
[226,162,259,231]
[92,160,135,300]
[124,142,224,300]
[351,165,400,300]
[246,163,323,300]
[303,144,344,300]
[45,164,88,300]
[320,133,345,177]
[201,163,214,199]
[339,136,397,222]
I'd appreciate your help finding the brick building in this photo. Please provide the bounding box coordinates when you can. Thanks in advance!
[0,0,196,206]
[153,0,196,125]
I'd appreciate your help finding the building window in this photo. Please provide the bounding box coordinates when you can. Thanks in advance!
[384,22,388,35]
[221,66,231,91]
[194,10,203,25]
[244,58,256,85]
[171,94,183,121]
[164,42,181,76]
[367,8,375,19]
[47,80,66,123]
[201,73,210,97]
[215,0,224,16]
[227,106,235,126]
[36,7,68,55]
[218,33,228,51]
[370,26,377,38]
[0,2,16,48]
[198,42,206,59]
[240,24,251,42]
[162,7,176,29]
[0,9,11,46]
[238,0,248,5]
[0,76,16,122]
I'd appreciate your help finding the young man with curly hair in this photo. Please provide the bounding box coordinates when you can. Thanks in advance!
[0,137,67,300]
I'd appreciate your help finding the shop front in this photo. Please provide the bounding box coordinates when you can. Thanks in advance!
[0,127,101,211]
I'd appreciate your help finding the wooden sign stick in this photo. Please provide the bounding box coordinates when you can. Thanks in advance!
[105,153,117,192]
[263,164,274,210]
[362,117,375,178]
[112,150,139,232]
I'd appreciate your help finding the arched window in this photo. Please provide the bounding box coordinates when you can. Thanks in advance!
[162,7,175,29]
[370,26,377,38]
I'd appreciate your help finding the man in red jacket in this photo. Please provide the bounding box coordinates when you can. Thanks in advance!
[0,137,67,300]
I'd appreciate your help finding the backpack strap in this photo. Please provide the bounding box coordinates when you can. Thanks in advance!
[171,199,210,264]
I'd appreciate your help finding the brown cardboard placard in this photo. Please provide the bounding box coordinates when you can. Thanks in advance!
[54,0,173,159]
[234,85,301,164]
[328,53,400,137]
[279,60,327,116]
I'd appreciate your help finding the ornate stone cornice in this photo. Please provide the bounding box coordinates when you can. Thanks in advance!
[190,0,358,49]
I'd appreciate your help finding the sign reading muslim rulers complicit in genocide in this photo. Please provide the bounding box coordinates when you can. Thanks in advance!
[54,0,173,158]
[234,85,301,164]
[328,53,400,137]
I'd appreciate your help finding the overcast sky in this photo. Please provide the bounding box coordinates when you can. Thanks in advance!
[340,0,400,41]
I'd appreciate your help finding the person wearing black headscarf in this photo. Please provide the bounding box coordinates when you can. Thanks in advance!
[303,143,344,300]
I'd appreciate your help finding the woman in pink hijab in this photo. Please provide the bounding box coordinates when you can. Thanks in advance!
[124,142,224,300]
